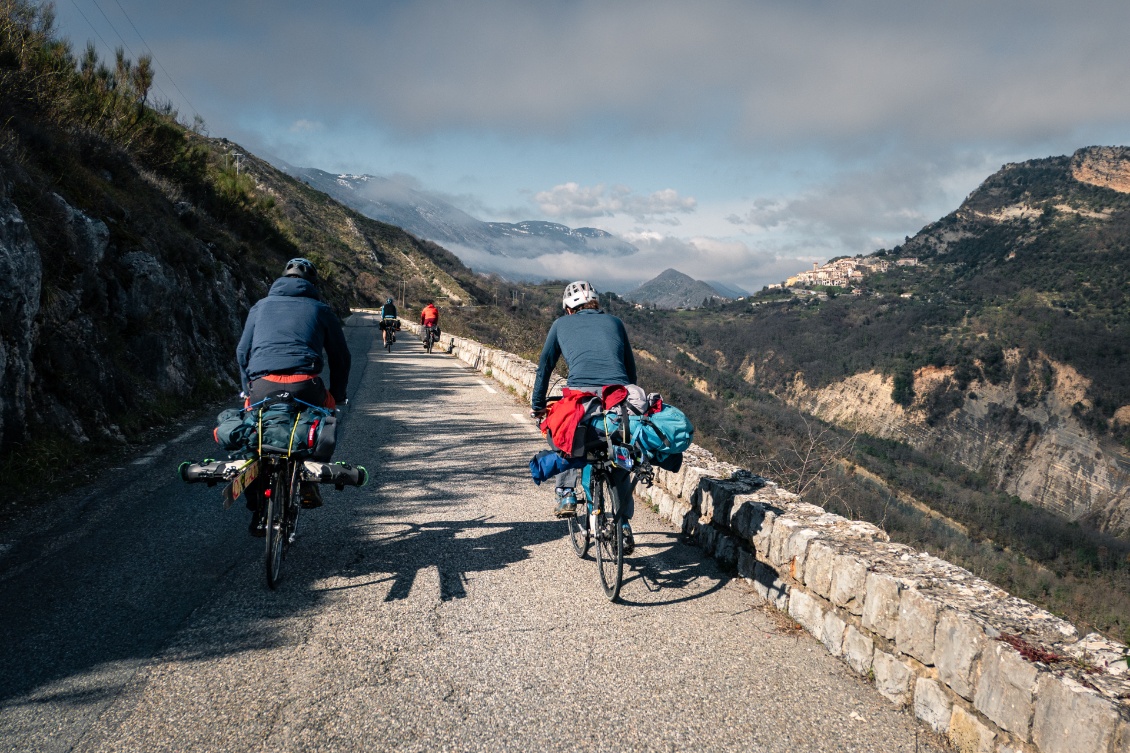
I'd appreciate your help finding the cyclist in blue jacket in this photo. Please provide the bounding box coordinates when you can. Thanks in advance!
[379,297,398,348]
[531,280,638,552]
[236,258,351,533]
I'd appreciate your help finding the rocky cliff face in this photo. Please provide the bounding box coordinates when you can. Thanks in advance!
[784,356,1130,531]
[1072,146,1130,194]
[0,199,42,448]
[0,183,251,450]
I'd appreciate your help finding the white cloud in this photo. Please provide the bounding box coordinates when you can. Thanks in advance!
[725,152,1001,252]
[534,182,696,222]
[159,0,1130,153]
[448,230,811,294]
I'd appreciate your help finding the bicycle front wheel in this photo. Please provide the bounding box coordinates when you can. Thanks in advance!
[594,476,624,600]
[265,464,287,589]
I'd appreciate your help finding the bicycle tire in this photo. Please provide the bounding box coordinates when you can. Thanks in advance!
[286,460,302,546]
[425,332,433,354]
[595,475,624,600]
[566,501,590,558]
[265,463,287,589]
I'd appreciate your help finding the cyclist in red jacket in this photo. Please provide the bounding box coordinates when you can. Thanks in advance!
[420,301,439,330]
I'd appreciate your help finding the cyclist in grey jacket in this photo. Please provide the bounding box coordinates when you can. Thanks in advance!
[531,281,638,551]
[236,258,350,533]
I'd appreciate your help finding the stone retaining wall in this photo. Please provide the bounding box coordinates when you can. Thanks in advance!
[377,313,1130,753]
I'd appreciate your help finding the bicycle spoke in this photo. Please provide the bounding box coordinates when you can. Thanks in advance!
[567,502,590,558]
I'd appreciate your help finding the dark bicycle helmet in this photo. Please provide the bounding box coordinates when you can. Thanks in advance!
[385,297,394,305]
[283,257,317,282]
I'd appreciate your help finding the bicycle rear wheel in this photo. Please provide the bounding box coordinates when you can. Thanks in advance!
[265,463,287,589]
[594,476,624,600]
[425,331,433,354]
[566,500,590,558]
[285,459,302,545]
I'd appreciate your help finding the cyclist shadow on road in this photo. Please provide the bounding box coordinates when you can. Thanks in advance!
[612,530,733,607]
[338,516,562,602]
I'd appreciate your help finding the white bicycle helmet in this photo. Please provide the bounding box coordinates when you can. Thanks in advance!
[562,280,598,310]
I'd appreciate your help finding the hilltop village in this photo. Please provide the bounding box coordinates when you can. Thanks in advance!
[783,256,918,288]
[765,255,921,297]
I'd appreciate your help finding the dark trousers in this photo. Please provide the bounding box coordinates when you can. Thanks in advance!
[248,375,328,407]
[549,435,634,520]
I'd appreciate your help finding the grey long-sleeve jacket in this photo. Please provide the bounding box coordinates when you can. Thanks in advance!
[531,309,637,412]
[236,277,351,401]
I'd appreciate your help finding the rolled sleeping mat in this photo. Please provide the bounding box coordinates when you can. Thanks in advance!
[179,459,250,484]
[302,461,368,488]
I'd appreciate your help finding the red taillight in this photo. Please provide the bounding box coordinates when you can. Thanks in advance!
[264,489,272,498]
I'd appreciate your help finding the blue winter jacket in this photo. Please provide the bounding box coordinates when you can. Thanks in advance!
[236,277,351,401]
[531,308,637,412]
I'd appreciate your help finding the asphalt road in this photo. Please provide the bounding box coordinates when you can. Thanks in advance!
[0,313,948,752]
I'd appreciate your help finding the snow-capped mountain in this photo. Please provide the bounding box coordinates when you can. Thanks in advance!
[279,166,636,260]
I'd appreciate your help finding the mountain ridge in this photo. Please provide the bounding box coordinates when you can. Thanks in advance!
[277,166,638,262]
[624,268,730,309]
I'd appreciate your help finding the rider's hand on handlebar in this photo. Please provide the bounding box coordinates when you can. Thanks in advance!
[530,408,546,421]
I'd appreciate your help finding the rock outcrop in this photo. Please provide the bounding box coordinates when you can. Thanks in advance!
[0,199,43,448]
[0,185,251,450]
[785,357,1130,530]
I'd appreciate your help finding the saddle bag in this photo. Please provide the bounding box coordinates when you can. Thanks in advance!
[256,402,335,458]
[215,408,254,451]
[214,402,337,459]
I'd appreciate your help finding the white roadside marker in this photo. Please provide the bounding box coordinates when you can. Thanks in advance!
[477,380,497,394]
[172,426,203,444]
[131,443,168,465]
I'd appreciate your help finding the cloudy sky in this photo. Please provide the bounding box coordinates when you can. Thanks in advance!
[50,0,1130,292]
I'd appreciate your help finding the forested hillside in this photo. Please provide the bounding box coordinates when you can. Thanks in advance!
[631,148,1130,527]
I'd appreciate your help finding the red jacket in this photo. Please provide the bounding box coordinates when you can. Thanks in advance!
[540,388,600,456]
[420,304,439,326]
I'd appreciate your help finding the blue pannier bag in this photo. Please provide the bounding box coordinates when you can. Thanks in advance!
[631,406,694,459]
[529,449,586,485]
[587,404,694,466]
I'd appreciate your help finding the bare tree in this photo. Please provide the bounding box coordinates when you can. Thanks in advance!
[763,415,858,509]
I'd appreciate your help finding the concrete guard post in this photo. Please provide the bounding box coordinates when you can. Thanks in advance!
[360,313,1130,753]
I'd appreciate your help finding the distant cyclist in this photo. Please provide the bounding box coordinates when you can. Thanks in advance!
[530,281,638,551]
[236,257,351,531]
[379,297,398,348]
[420,300,440,336]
